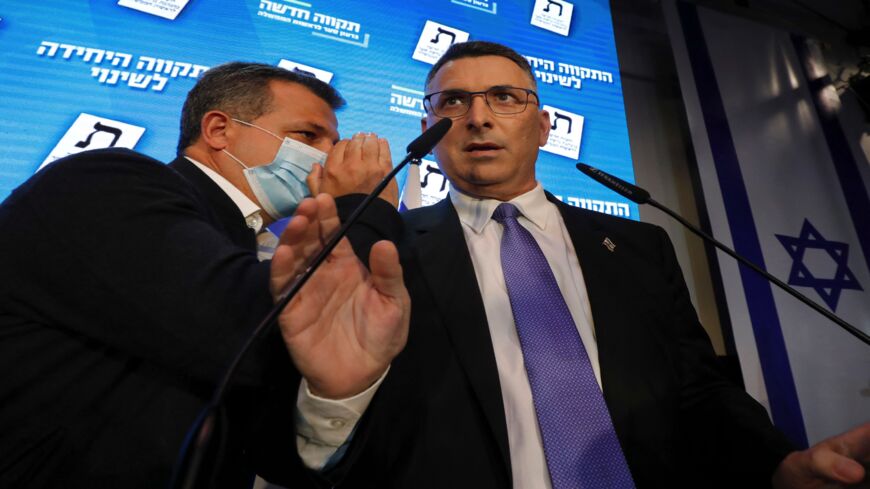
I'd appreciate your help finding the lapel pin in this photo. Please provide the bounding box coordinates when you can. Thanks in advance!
[602,237,616,252]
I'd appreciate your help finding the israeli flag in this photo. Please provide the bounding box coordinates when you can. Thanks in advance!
[665,1,870,447]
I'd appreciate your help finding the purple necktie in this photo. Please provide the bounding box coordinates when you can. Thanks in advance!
[492,203,635,489]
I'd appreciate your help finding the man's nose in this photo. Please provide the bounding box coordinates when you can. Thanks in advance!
[464,94,492,129]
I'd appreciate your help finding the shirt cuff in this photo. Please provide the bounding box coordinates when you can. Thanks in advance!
[295,367,389,469]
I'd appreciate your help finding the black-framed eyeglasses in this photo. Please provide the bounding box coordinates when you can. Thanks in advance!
[423,86,540,118]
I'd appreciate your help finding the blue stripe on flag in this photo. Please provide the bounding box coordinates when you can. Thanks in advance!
[677,1,809,448]
[791,36,870,276]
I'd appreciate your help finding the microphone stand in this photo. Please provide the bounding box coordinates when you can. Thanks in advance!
[576,163,870,347]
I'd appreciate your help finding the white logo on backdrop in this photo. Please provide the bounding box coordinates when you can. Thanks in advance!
[389,85,425,118]
[541,105,584,160]
[117,0,191,20]
[554,195,630,218]
[412,21,470,65]
[523,54,613,92]
[451,0,498,15]
[530,0,574,36]
[36,40,208,93]
[419,158,450,206]
[258,1,371,48]
[277,60,334,83]
[38,113,146,171]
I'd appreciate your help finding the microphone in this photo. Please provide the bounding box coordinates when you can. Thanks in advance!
[576,162,650,204]
[170,117,453,489]
[576,162,869,347]
[408,117,451,159]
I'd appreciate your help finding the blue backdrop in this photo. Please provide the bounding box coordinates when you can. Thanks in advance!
[0,0,636,219]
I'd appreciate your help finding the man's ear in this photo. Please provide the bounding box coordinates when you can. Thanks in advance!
[200,110,233,150]
[538,109,551,147]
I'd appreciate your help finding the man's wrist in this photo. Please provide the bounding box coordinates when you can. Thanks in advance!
[295,366,390,448]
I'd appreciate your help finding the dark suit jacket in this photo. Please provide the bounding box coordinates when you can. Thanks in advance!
[326,195,794,489]
[0,149,351,488]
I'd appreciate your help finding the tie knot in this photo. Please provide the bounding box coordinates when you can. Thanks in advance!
[491,203,520,224]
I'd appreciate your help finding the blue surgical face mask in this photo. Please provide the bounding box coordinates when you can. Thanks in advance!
[222,118,327,219]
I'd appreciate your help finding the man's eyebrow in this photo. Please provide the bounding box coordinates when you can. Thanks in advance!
[312,123,340,144]
[306,122,340,144]
[438,84,520,92]
[284,121,333,136]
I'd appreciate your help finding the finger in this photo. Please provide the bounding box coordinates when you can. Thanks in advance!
[280,199,326,266]
[809,447,866,484]
[278,198,317,247]
[344,132,365,164]
[270,205,319,299]
[307,163,322,196]
[368,240,407,300]
[313,193,346,253]
[269,241,298,299]
[835,422,870,460]
[831,457,865,484]
[377,137,393,175]
[325,139,349,172]
[361,132,379,167]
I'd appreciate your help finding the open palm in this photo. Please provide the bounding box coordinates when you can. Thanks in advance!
[271,194,410,399]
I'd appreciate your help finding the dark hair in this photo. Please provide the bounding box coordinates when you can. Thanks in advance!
[424,41,536,91]
[177,62,345,153]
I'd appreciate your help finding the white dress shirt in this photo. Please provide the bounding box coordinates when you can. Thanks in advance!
[186,157,264,234]
[294,184,603,487]
[186,157,281,261]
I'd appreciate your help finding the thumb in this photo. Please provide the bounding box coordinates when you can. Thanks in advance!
[307,163,322,196]
[369,240,406,300]
[815,451,865,484]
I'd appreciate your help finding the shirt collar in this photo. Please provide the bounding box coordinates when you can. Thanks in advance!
[449,183,551,234]
[184,156,264,233]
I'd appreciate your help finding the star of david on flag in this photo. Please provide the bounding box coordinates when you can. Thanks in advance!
[775,219,862,312]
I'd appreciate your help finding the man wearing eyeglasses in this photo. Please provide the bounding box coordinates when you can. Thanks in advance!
[292,41,869,489]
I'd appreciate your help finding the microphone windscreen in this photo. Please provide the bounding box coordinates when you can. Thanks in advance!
[407,118,452,159]
[576,162,650,204]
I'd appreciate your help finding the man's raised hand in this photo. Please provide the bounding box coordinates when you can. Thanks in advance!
[270,194,409,399]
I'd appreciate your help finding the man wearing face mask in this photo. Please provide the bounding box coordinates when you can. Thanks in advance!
[179,63,398,262]
[0,62,409,488]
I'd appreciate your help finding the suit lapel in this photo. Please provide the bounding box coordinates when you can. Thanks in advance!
[406,200,512,479]
[168,157,257,251]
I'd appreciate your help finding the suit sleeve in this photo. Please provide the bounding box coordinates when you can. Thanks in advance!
[0,150,276,388]
[334,194,404,266]
[654,226,795,486]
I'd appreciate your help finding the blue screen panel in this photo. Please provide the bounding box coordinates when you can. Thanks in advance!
[0,0,636,219]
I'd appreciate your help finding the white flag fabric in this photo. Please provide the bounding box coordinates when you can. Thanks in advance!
[665,0,870,447]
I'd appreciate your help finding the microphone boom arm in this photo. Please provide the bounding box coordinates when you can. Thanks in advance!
[577,162,869,347]
[647,197,869,346]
